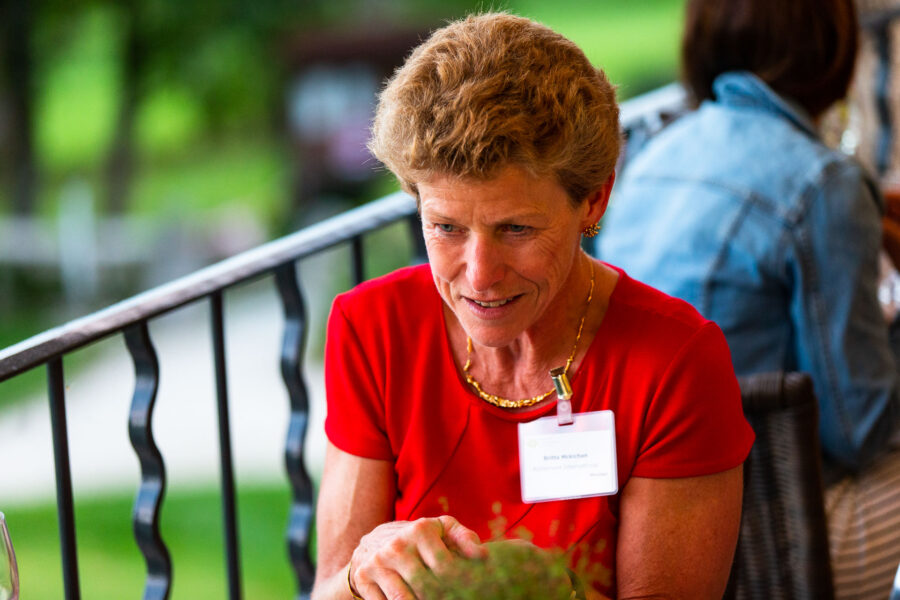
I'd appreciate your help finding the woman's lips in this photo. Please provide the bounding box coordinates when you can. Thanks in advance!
[471,297,513,308]
[464,294,522,316]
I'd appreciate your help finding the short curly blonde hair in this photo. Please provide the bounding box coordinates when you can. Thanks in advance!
[368,12,620,204]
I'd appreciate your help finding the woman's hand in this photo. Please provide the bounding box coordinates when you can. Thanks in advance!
[349,515,486,599]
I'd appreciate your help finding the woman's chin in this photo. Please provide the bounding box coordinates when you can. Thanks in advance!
[463,325,523,349]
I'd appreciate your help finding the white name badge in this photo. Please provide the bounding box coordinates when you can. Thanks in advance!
[518,410,618,503]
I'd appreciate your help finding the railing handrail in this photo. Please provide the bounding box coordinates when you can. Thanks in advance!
[0,191,417,382]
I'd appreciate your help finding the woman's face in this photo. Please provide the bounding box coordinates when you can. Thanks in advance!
[419,165,598,348]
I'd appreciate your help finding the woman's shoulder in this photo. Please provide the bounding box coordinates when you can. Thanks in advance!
[331,264,439,333]
[336,264,435,306]
[598,265,731,369]
[590,266,750,480]
[606,266,711,335]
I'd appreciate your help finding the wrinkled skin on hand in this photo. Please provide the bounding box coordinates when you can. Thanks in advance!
[348,515,487,600]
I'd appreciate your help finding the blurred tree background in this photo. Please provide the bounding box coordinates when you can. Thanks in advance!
[0,0,685,345]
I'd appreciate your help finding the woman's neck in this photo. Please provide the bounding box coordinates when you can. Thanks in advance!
[452,254,618,405]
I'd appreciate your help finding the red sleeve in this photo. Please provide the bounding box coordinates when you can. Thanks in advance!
[631,321,754,478]
[323,295,394,460]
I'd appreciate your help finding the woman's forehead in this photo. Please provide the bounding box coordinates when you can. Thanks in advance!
[418,167,572,219]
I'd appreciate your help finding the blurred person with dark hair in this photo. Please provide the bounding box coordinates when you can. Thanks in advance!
[599,0,900,596]
[312,12,754,600]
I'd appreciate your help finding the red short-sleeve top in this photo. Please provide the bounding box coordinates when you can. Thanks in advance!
[325,264,754,596]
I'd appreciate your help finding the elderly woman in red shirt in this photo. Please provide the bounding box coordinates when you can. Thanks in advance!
[311,13,754,600]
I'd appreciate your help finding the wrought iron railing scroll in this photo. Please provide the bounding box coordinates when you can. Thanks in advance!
[276,263,316,599]
[125,322,172,600]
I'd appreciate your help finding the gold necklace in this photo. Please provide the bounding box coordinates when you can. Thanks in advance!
[463,260,595,409]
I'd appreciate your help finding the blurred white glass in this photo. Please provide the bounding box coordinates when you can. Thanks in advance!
[0,512,19,600]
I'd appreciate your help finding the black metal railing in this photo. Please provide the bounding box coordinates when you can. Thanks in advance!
[0,191,423,600]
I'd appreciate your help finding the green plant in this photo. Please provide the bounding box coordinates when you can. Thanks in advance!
[415,541,576,600]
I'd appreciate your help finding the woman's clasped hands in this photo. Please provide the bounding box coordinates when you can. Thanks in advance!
[347,516,486,599]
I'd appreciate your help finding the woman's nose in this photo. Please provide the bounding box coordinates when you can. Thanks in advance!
[465,236,505,292]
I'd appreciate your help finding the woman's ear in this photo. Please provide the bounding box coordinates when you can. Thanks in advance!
[585,171,616,224]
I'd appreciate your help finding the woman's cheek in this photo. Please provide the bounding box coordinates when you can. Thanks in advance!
[426,240,461,269]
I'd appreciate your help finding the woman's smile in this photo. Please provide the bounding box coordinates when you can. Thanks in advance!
[468,295,518,308]
[464,293,523,317]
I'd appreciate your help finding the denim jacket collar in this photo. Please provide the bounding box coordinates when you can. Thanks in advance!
[711,71,818,140]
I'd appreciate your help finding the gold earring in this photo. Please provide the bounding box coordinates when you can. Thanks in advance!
[581,222,601,238]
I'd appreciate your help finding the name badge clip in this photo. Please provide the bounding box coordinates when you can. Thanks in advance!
[550,366,574,426]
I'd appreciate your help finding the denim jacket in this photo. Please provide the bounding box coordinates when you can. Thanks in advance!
[598,71,900,472]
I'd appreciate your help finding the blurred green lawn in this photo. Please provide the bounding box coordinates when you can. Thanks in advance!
[5,484,298,599]
[1,1,685,598]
